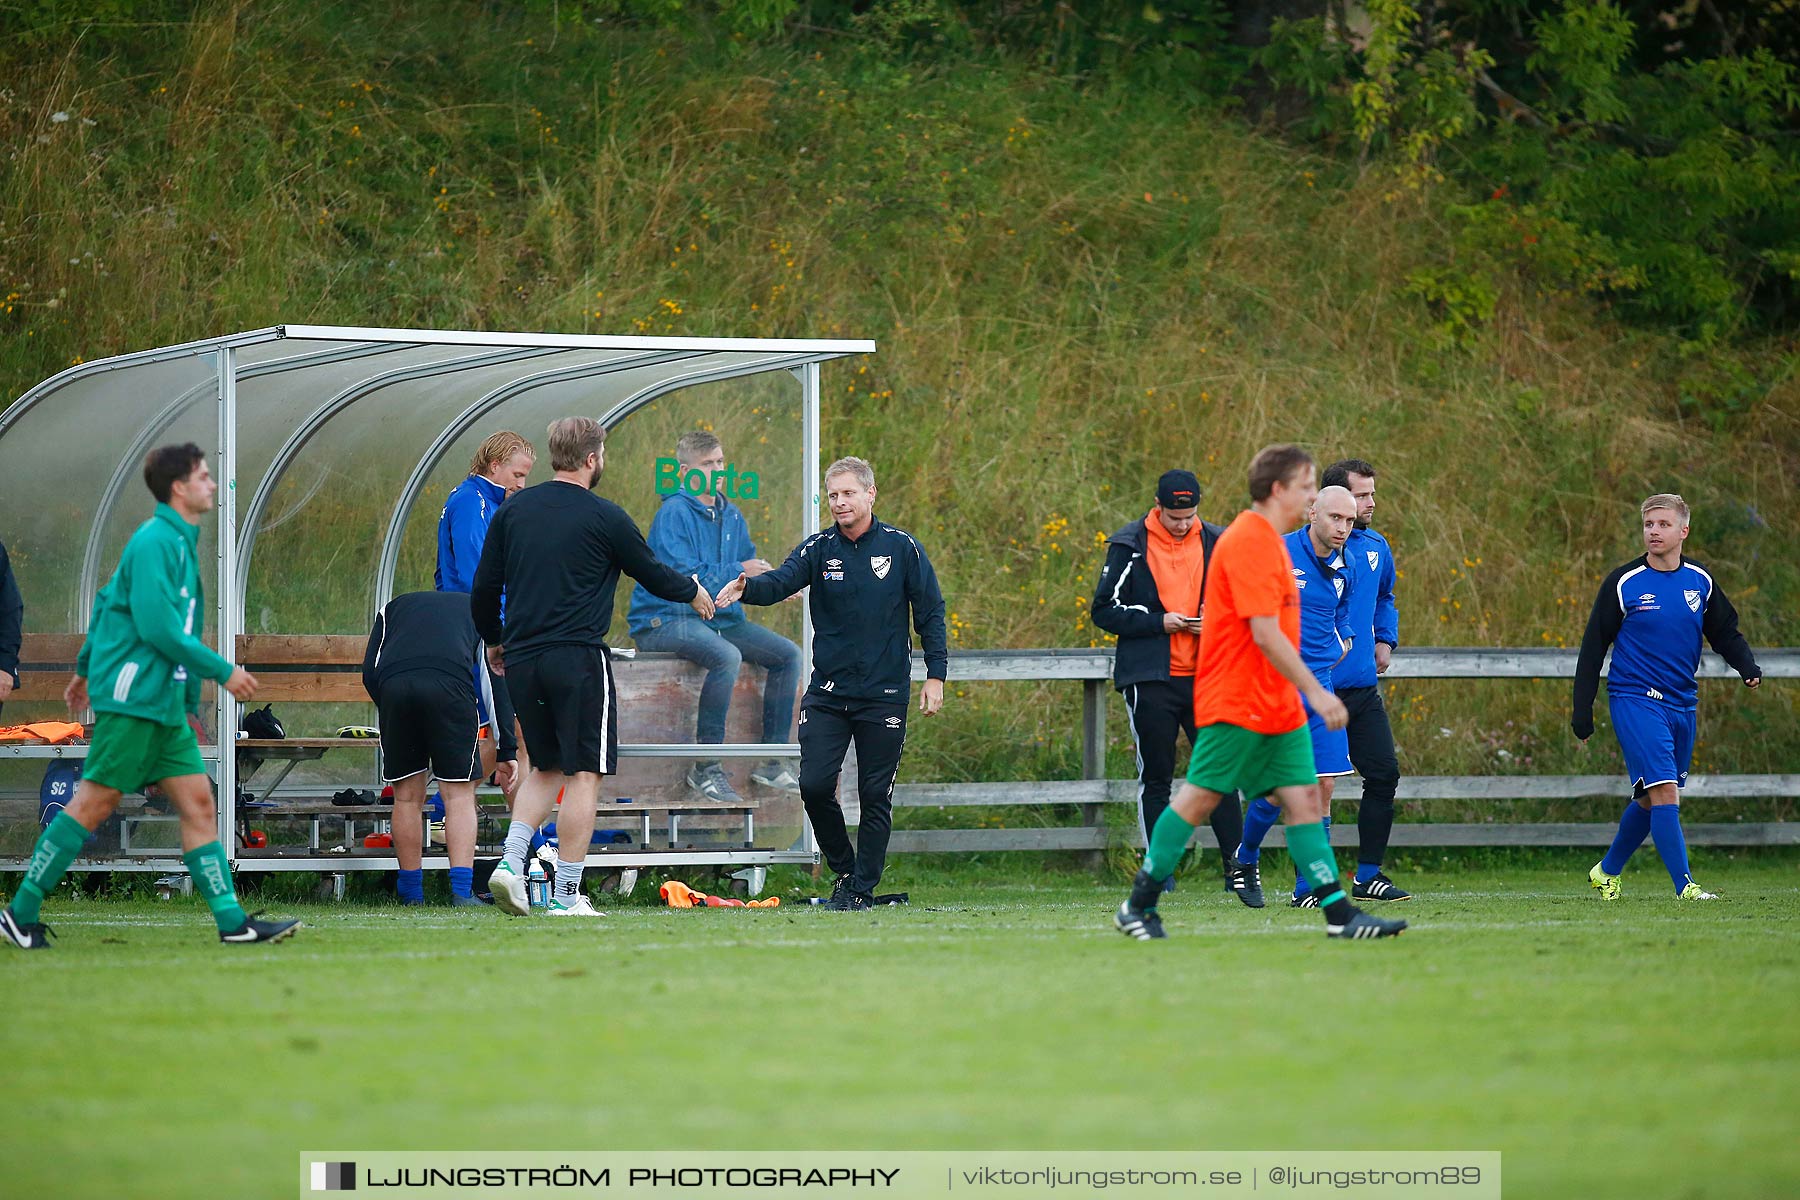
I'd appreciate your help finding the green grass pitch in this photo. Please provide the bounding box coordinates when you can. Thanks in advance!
[3,865,1797,1199]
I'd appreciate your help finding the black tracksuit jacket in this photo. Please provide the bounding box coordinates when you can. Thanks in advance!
[1089,515,1226,691]
[740,517,948,702]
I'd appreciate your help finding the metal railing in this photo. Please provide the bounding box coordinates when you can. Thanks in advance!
[882,648,1798,854]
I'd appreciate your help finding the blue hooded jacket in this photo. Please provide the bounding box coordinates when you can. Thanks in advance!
[628,491,755,635]
[1335,527,1399,688]
[436,474,507,594]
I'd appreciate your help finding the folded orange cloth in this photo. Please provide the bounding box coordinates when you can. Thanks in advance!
[0,727,33,743]
[24,721,84,744]
[747,897,780,908]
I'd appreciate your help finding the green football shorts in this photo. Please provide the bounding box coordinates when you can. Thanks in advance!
[83,712,208,794]
[1185,721,1318,799]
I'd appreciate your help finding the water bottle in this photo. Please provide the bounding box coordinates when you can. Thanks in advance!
[527,859,549,908]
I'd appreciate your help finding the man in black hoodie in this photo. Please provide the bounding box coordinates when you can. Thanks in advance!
[1091,470,1256,905]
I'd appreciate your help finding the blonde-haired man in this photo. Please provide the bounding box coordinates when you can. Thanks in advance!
[1573,493,1762,901]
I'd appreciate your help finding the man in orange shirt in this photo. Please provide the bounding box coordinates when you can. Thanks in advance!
[1113,445,1407,941]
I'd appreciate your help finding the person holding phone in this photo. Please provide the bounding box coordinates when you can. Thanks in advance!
[1090,469,1254,904]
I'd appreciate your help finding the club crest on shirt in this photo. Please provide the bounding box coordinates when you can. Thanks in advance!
[871,555,892,580]
[1334,576,1346,598]
[1684,589,1702,612]
[1366,550,1379,572]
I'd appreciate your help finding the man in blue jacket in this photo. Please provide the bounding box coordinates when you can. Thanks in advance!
[437,431,534,793]
[631,431,803,804]
[1321,458,1410,902]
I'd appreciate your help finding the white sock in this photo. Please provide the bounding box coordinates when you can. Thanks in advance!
[554,858,584,899]
[502,821,535,873]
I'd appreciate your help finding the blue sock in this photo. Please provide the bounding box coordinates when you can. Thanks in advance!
[397,868,425,905]
[1236,796,1280,864]
[448,866,474,899]
[1649,805,1692,893]
[1295,815,1329,897]
[1601,801,1652,876]
[1355,862,1381,884]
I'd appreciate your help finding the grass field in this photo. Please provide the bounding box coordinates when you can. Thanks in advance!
[3,862,1798,1199]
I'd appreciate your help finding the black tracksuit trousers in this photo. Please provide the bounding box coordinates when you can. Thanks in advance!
[798,693,908,897]
[1123,678,1245,868]
[1338,684,1401,867]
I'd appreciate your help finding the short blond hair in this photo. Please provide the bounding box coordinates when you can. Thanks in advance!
[1641,493,1690,523]
[824,456,875,491]
[547,417,606,473]
[467,430,535,477]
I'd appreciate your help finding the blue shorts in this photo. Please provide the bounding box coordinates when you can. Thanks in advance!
[1302,692,1352,777]
[1609,693,1695,797]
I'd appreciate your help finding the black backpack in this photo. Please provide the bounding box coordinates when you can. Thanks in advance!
[240,704,285,739]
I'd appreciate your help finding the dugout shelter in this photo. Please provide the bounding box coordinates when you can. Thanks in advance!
[0,325,875,890]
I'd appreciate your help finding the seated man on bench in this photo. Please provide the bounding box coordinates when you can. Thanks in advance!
[363,590,517,906]
[630,430,802,803]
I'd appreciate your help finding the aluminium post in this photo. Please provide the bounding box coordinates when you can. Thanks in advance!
[215,347,240,863]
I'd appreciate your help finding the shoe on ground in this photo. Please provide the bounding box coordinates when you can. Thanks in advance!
[1589,861,1621,901]
[545,893,605,917]
[1289,892,1320,909]
[749,759,801,792]
[822,890,874,911]
[1678,881,1720,900]
[1113,898,1166,940]
[489,859,530,916]
[685,763,745,804]
[1225,855,1265,909]
[1327,908,1407,939]
[0,907,54,950]
[220,911,302,944]
[450,893,485,908]
[1352,872,1412,902]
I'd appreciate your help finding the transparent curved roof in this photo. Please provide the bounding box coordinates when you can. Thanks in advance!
[0,325,873,638]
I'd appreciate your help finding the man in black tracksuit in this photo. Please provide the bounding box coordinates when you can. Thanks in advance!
[718,456,948,910]
[472,417,714,917]
[1091,470,1253,902]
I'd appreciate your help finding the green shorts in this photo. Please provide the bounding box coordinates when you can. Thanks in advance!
[83,712,208,794]
[1185,721,1317,800]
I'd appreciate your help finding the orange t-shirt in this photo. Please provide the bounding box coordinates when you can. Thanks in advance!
[1142,508,1206,676]
[1192,510,1305,734]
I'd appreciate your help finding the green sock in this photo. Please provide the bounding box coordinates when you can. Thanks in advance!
[183,842,248,933]
[1143,806,1198,881]
[11,811,92,924]
[1284,821,1345,906]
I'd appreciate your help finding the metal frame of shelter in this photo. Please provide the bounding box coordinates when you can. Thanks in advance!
[0,325,876,876]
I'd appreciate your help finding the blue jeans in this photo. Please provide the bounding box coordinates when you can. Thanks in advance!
[634,618,802,746]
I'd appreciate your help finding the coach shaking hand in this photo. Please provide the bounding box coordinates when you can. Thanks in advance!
[717,456,947,910]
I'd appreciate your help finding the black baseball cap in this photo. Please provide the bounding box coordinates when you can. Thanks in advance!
[1156,469,1201,511]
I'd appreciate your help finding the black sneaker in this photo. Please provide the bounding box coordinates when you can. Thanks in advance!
[1352,873,1412,902]
[1327,908,1408,939]
[0,908,54,950]
[219,911,302,944]
[1289,892,1319,909]
[1113,899,1166,940]
[823,890,874,912]
[1225,855,1265,909]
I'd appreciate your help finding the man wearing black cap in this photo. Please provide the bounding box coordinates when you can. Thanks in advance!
[1091,470,1256,904]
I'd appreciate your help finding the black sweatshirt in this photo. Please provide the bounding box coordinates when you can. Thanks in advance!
[470,479,698,663]
[740,517,947,702]
[363,590,515,760]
